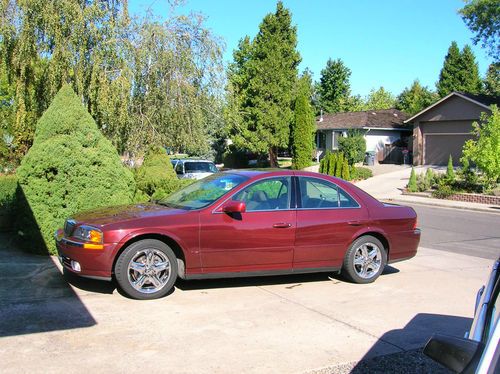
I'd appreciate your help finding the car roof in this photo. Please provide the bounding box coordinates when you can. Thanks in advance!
[170,159,214,163]
[221,169,346,181]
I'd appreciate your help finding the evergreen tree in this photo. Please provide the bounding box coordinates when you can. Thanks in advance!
[460,45,483,93]
[447,155,455,180]
[437,41,463,97]
[396,80,439,115]
[229,2,301,167]
[291,73,315,170]
[16,85,135,254]
[437,42,483,96]
[335,152,343,178]
[328,152,337,176]
[483,63,500,96]
[341,158,350,180]
[317,58,352,113]
[365,87,396,110]
[407,168,417,192]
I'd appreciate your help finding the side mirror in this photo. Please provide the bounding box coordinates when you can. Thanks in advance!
[222,200,246,214]
[423,334,483,373]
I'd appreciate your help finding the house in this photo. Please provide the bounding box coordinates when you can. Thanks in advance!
[406,91,499,166]
[316,109,411,163]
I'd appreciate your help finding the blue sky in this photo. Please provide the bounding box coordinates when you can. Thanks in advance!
[128,0,494,97]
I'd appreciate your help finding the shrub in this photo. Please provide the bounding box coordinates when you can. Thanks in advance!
[0,174,17,215]
[338,130,366,165]
[16,85,135,254]
[462,105,500,185]
[328,152,336,175]
[222,146,249,169]
[351,166,373,180]
[341,158,350,180]
[135,147,190,201]
[335,152,344,178]
[425,168,435,186]
[446,155,455,180]
[432,182,454,199]
[407,168,418,192]
[319,152,328,173]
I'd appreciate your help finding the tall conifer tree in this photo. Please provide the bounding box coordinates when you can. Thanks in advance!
[291,72,315,170]
[437,41,463,97]
[228,1,301,167]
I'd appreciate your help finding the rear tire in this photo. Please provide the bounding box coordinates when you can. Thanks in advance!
[115,239,178,300]
[342,235,387,284]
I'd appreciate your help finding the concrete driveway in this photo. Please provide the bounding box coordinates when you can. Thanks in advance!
[0,233,493,374]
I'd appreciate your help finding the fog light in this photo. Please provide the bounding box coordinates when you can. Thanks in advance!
[71,260,81,272]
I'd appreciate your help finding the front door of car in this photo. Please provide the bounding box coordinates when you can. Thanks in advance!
[294,176,369,269]
[199,176,295,273]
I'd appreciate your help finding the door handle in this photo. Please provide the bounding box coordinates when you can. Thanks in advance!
[348,221,362,226]
[273,223,292,228]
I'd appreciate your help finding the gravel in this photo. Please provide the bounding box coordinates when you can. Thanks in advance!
[305,348,452,374]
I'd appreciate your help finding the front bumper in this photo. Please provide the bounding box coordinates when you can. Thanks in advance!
[55,230,116,280]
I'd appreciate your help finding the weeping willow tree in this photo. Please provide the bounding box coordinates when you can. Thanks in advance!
[0,0,225,164]
[128,12,225,156]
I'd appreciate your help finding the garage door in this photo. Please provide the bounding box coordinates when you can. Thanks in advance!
[424,134,474,165]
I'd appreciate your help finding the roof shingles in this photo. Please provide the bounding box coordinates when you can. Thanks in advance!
[316,109,410,130]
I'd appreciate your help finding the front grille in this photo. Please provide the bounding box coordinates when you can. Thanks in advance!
[61,255,72,268]
[64,219,76,237]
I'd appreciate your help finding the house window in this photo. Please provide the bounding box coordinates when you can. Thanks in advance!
[333,132,340,149]
[317,132,326,149]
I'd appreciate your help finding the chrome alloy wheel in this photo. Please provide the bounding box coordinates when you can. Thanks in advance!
[353,242,382,279]
[127,249,171,294]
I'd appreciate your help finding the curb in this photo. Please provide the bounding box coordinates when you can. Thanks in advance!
[384,197,500,214]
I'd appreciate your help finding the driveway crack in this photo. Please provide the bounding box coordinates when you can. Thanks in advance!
[256,285,406,352]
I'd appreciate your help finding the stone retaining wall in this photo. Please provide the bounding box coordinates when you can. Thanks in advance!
[446,192,500,206]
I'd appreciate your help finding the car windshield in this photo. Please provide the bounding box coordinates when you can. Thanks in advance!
[159,173,248,210]
[184,161,218,173]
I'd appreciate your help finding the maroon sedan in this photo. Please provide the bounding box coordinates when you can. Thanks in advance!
[55,170,420,299]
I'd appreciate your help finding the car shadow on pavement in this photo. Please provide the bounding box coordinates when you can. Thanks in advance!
[62,269,116,294]
[0,232,97,338]
[176,265,401,291]
[350,313,472,373]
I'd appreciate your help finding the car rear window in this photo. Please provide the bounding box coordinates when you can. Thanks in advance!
[184,162,217,173]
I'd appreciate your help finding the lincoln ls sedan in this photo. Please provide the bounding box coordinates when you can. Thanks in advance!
[55,170,421,300]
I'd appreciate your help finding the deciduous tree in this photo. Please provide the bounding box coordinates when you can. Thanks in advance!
[317,58,352,113]
[462,105,500,184]
[396,80,438,115]
[364,87,396,110]
[459,0,500,60]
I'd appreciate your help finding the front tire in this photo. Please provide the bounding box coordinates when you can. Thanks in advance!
[115,239,178,300]
[342,235,387,284]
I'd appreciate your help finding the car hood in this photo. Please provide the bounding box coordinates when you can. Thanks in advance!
[72,203,185,226]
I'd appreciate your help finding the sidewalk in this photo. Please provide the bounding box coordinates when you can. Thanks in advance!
[353,165,500,214]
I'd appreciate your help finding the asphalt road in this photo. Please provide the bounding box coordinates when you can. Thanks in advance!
[409,204,500,260]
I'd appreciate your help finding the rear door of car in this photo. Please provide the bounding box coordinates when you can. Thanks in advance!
[294,176,369,269]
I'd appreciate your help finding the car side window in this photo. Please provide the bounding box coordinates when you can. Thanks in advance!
[175,162,183,174]
[299,177,359,209]
[232,177,291,211]
[339,187,360,208]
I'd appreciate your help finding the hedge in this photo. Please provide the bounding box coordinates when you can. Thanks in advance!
[0,175,18,221]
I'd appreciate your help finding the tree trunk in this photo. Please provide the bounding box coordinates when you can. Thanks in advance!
[268,147,278,168]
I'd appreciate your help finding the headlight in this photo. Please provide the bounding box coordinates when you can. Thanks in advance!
[72,225,103,244]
